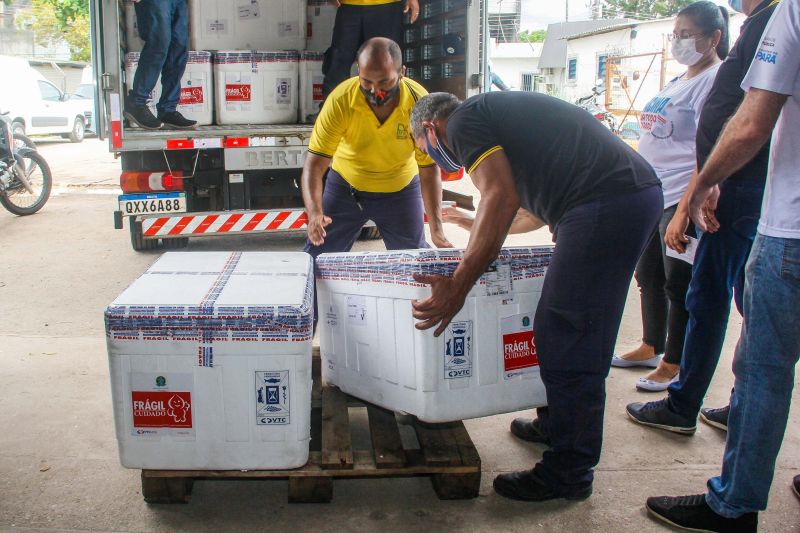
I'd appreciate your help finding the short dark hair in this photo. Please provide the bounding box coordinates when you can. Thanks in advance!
[410,92,462,139]
[678,0,730,60]
[357,37,402,68]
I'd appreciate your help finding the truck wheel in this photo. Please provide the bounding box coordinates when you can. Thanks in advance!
[130,219,160,251]
[359,227,381,240]
[162,237,189,249]
[68,117,85,143]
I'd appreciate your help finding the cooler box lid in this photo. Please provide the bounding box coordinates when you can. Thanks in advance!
[105,252,313,342]
[316,247,552,287]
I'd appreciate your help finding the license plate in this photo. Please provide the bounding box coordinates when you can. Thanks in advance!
[119,192,186,216]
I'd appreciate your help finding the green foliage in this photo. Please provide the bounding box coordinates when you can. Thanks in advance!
[16,0,90,61]
[604,0,696,19]
[518,29,547,43]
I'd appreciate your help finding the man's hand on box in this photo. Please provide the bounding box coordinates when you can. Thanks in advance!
[412,273,469,337]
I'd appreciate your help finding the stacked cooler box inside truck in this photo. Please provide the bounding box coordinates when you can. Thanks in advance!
[90,0,479,251]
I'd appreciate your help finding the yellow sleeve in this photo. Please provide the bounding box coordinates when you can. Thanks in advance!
[308,91,349,158]
[415,146,436,168]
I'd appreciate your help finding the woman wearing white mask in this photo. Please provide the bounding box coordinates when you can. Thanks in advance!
[612,1,727,392]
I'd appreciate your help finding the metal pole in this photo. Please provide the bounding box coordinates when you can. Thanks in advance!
[566,0,569,21]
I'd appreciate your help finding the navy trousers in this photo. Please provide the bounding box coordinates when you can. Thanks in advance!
[533,185,663,491]
[322,2,404,99]
[131,0,188,114]
[303,169,429,258]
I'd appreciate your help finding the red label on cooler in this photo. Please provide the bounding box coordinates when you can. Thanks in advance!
[180,86,204,105]
[225,83,251,102]
[502,330,538,371]
[312,84,323,101]
[131,391,193,429]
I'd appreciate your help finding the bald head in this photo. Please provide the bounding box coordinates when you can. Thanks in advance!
[357,37,402,71]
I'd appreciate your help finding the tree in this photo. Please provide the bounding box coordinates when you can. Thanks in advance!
[603,0,696,19]
[16,0,90,61]
[518,30,547,43]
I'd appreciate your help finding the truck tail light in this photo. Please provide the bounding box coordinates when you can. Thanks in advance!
[440,167,465,181]
[120,171,185,193]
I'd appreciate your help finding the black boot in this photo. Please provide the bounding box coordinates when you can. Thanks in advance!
[493,469,592,502]
[158,111,197,130]
[124,103,163,130]
[510,417,551,445]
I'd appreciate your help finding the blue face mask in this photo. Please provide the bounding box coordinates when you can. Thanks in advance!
[728,0,743,12]
[425,131,462,173]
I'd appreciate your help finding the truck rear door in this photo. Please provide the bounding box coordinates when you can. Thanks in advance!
[89,0,109,139]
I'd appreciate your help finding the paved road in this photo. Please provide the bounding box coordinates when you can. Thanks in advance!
[0,139,797,531]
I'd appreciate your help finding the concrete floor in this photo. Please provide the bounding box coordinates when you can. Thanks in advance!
[0,140,797,532]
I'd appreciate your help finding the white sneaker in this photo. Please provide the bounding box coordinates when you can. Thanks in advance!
[636,374,679,392]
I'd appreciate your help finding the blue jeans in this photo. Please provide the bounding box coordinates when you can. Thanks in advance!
[131,0,188,114]
[533,185,662,491]
[705,234,800,517]
[667,180,764,418]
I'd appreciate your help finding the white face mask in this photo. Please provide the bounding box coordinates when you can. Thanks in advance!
[671,37,704,66]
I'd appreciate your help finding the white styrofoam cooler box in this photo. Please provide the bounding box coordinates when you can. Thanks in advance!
[105,252,314,470]
[214,51,299,124]
[124,51,215,126]
[189,0,306,51]
[317,247,553,423]
[124,0,144,52]
[299,51,323,123]
[306,0,337,52]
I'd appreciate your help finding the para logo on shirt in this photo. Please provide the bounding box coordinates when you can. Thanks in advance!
[756,38,778,64]
[396,123,408,140]
[756,49,778,64]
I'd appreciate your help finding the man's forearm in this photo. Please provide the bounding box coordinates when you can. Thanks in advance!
[453,190,518,290]
[696,89,785,189]
[419,165,444,233]
[301,154,332,215]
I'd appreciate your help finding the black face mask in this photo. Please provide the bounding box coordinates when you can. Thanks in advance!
[361,80,401,107]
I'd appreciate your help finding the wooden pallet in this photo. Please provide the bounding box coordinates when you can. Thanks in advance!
[140,356,481,504]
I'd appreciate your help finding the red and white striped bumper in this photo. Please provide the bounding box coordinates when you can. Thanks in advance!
[140,209,308,238]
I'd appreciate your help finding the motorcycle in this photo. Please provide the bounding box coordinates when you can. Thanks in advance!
[0,113,51,215]
[575,84,619,134]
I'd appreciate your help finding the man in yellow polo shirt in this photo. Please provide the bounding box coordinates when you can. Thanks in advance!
[301,37,451,257]
[321,0,419,99]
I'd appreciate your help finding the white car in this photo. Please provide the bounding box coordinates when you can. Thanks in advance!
[0,55,89,143]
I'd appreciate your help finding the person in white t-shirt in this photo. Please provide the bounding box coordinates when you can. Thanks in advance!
[612,1,726,392]
[644,0,800,529]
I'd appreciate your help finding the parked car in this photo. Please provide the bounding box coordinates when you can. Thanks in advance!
[0,55,89,143]
[71,82,96,134]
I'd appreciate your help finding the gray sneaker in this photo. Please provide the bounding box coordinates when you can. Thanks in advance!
[700,405,729,432]
[626,398,696,435]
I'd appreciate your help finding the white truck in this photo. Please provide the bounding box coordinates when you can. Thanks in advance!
[89,0,487,251]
